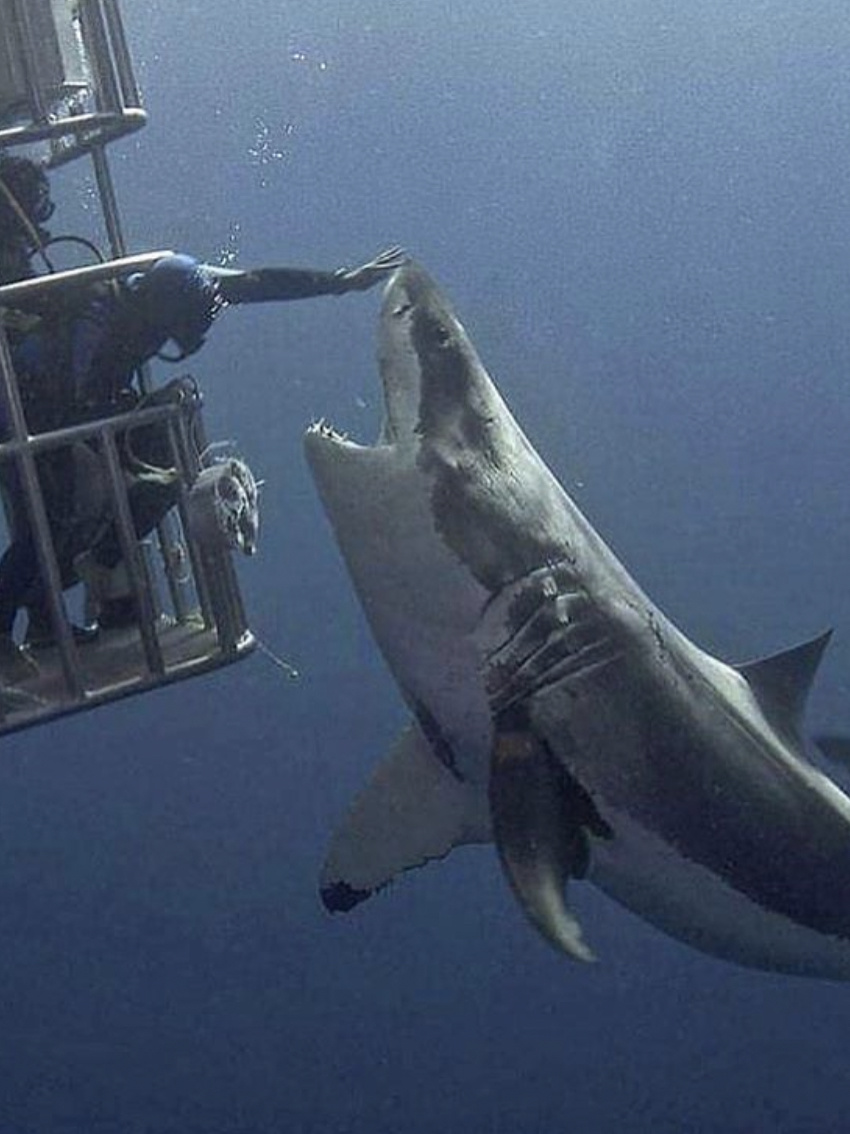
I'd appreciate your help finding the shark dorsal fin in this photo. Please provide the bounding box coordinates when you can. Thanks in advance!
[737,630,832,737]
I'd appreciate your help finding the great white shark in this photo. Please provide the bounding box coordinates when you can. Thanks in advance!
[304,261,850,979]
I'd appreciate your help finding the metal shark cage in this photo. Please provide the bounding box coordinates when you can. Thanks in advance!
[0,0,257,733]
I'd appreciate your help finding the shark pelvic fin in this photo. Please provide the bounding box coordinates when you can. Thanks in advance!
[321,721,491,912]
[489,716,599,963]
[737,630,832,740]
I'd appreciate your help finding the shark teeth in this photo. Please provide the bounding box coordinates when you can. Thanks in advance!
[308,418,350,443]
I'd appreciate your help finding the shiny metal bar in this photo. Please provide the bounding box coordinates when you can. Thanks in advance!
[99,427,165,676]
[0,108,147,151]
[169,415,214,628]
[0,251,171,306]
[0,400,178,460]
[103,0,140,108]
[158,420,191,624]
[91,145,126,259]
[0,322,83,696]
[79,0,122,115]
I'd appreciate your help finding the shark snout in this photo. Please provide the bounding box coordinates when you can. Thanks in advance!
[378,260,465,446]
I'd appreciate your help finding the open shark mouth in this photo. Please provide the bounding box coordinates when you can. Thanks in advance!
[305,418,361,449]
[305,262,477,459]
[304,267,421,456]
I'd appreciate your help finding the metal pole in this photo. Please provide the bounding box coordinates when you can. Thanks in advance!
[103,0,141,108]
[0,320,83,697]
[99,427,165,677]
[90,145,127,260]
[172,410,245,651]
[82,0,130,260]
[0,110,147,153]
[0,252,173,308]
[156,419,191,623]
[79,0,123,115]
[0,400,179,460]
[169,415,214,627]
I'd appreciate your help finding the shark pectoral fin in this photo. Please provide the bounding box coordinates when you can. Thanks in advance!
[489,714,597,963]
[321,721,491,913]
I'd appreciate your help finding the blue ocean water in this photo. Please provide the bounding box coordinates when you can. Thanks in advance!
[2,1,850,1130]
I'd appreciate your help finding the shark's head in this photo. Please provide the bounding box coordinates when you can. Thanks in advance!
[306,261,504,465]
[303,261,500,641]
[374,262,433,449]
[376,262,498,456]
[305,262,568,597]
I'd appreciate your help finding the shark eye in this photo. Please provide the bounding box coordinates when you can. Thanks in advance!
[392,301,413,317]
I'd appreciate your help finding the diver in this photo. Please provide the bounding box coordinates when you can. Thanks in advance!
[0,150,405,676]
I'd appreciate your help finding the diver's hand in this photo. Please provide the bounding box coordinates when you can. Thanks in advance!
[333,245,408,292]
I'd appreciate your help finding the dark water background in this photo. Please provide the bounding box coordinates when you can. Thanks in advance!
[3,1,850,1130]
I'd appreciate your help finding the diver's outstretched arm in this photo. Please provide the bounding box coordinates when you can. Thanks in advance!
[211,245,407,305]
[328,245,409,292]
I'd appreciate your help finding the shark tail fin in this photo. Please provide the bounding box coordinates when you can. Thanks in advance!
[320,721,491,912]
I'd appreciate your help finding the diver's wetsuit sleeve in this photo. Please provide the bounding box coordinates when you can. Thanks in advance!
[208,266,348,305]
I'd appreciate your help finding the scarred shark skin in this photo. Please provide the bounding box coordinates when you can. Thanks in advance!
[305,262,850,979]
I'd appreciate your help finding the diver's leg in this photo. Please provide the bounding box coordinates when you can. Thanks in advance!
[0,534,40,678]
[79,479,180,631]
[21,447,103,649]
[0,461,41,674]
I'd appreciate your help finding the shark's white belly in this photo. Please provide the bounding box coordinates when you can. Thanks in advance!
[588,806,850,979]
[310,443,494,779]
